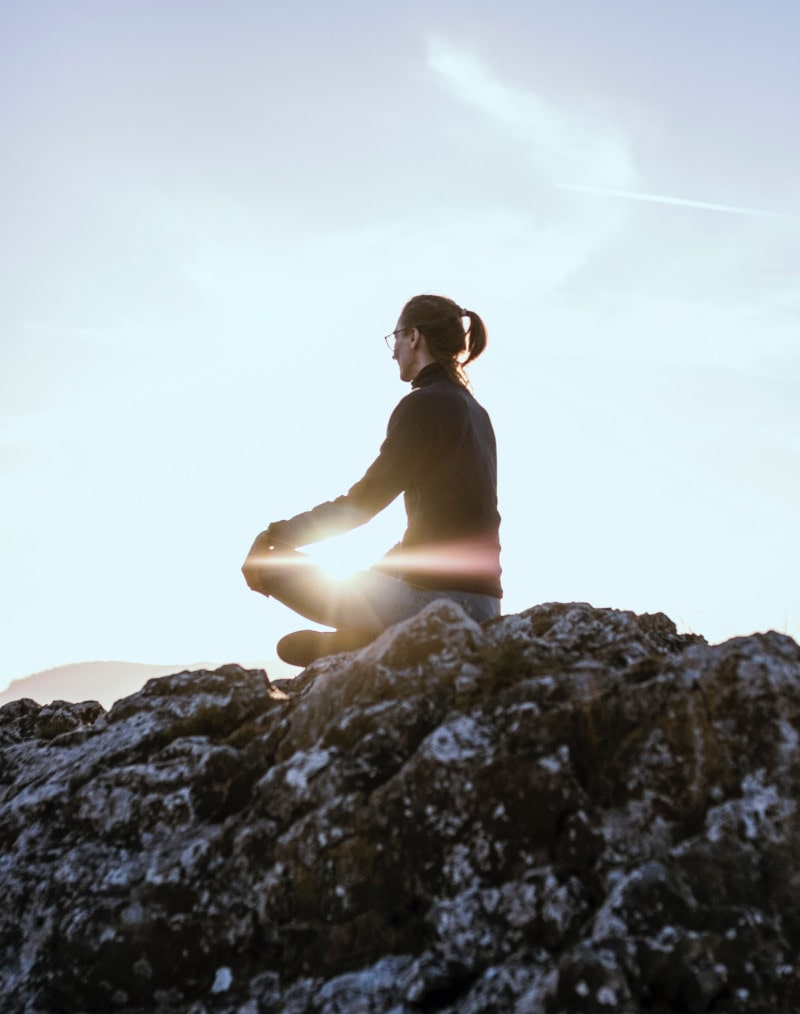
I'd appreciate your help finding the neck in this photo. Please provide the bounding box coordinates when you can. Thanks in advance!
[410,348,436,376]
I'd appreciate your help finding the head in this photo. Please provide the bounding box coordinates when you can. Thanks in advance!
[395,294,488,387]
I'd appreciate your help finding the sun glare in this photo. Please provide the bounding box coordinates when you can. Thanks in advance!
[309,543,360,583]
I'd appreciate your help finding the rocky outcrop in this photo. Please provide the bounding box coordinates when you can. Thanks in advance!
[1,601,799,1013]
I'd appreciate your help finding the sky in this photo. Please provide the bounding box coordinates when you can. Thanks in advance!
[1,0,798,690]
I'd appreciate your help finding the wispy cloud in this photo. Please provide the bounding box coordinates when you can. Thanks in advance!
[422,39,644,304]
[426,39,636,189]
[427,41,796,229]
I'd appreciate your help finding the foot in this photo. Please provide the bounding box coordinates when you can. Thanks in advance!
[277,628,375,667]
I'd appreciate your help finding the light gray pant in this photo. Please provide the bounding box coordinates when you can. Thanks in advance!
[256,548,501,634]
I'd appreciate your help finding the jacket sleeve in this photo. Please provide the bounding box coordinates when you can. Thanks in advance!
[266,391,434,548]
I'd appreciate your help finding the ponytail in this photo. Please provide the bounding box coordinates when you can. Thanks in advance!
[463,309,488,365]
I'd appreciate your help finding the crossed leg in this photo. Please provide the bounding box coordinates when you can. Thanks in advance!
[242,539,501,667]
[242,543,408,665]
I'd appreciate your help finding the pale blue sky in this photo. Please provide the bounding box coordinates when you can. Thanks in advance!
[2,1,798,687]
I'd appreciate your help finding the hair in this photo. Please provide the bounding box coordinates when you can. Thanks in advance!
[399,293,488,388]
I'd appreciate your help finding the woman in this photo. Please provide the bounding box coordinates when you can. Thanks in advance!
[241,293,502,667]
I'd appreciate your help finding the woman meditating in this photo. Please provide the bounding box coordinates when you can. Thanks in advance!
[241,293,502,667]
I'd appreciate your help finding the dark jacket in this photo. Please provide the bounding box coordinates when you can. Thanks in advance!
[268,363,502,597]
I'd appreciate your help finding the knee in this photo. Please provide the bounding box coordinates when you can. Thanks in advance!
[242,531,278,593]
[242,543,298,595]
[242,553,267,593]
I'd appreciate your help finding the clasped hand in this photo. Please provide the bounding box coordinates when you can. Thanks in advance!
[241,525,296,594]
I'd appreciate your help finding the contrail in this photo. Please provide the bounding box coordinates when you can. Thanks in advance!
[555,183,794,222]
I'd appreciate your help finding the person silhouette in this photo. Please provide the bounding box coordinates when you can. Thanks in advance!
[242,293,502,667]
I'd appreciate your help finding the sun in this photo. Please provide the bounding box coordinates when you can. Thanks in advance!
[308,542,360,583]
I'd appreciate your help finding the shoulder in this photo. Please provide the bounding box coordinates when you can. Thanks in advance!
[390,380,464,426]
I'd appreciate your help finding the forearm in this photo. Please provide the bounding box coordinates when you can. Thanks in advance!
[265,499,373,548]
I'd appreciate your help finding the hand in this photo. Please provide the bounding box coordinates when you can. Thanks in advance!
[241,529,278,593]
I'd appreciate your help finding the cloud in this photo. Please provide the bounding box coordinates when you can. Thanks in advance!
[420,44,800,377]
[426,39,636,189]
[419,38,644,309]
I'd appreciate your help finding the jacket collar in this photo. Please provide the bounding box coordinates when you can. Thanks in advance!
[411,362,449,389]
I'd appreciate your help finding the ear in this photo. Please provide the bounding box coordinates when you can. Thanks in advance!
[413,328,431,356]
[408,326,420,348]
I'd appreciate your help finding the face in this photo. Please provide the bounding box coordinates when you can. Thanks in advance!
[392,320,416,382]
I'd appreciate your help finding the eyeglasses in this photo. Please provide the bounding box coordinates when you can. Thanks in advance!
[383,327,409,353]
[383,318,449,352]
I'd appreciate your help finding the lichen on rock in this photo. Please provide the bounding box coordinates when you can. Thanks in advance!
[1,601,799,1012]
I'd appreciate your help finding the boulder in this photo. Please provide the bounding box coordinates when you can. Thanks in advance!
[1,601,799,1012]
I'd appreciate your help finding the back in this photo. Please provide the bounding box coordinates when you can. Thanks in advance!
[392,367,502,596]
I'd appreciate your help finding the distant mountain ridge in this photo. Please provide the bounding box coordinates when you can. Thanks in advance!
[0,658,300,710]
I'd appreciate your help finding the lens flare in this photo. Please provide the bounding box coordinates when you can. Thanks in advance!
[372,540,502,581]
[253,538,500,588]
[308,543,361,582]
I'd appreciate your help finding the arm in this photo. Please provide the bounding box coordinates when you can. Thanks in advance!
[263,392,433,548]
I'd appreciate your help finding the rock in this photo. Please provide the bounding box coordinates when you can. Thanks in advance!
[1,601,799,1011]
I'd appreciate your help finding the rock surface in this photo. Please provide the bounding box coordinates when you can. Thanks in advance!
[1,601,799,1013]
